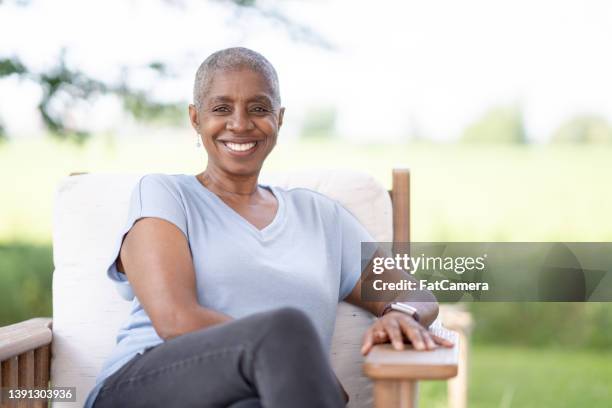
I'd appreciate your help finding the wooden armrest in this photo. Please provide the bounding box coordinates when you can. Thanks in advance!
[363,326,459,380]
[363,326,459,408]
[1,318,52,407]
[0,318,53,361]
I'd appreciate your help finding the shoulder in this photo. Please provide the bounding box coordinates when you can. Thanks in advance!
[135,173,193,196]
[279,186,337,205]
[131,174,195,212]
[276,186,342,216]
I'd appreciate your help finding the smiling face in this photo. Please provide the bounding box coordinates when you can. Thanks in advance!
[189,68,284,178]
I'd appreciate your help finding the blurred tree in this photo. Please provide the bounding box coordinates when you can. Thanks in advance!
[300,106,337,139]
[550,114,612,144]
[0,0,329,141]
[461,105,527,144]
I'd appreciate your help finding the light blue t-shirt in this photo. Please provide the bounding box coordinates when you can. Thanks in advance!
[84,173,374,407]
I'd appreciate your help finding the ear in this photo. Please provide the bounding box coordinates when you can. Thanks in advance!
[278,107,285,128]
[188,104,200,132]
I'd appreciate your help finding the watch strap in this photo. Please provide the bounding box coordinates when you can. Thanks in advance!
[381,302,420,322]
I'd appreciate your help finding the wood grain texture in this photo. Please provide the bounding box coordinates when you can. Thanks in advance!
[17,351,35,408]
[440,306,473,408]
[363,329,459,380]
[0,357,19,408]
[18,351,35,387]
[373,379,418,408]
[0,319,52,361]
[1,356,19,388]
[2,356,19,407]
[33,345,50,388]
[391,168,410,244]
[32,345,51,408]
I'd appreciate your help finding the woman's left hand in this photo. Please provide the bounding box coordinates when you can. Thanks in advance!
[360,311,454,355]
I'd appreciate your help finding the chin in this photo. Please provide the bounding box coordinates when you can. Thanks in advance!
[222,162,263,177]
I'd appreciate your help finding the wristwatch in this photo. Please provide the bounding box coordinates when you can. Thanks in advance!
[380,302,420,322]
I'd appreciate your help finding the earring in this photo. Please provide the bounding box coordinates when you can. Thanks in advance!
[196,134,201,147]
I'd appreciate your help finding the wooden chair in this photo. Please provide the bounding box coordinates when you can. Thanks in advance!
[0,168,472,408]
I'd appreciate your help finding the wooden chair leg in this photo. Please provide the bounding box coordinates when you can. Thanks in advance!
[441,306,473,408]
[373,379,419,408]
[447,330,469,408]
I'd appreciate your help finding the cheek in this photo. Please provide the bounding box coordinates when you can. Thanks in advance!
[201,117,225,137]
[258,117,279,138]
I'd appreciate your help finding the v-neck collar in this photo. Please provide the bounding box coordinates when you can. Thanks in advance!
[189,175,286,241]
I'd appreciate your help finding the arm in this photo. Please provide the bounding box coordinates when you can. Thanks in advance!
[345,248,452,354]
[346,248,439,326]
[118,217,232,340]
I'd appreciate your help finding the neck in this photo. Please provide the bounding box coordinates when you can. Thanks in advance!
[198,166,260,197]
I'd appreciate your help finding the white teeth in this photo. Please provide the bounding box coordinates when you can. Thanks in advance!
[224,141,257,152]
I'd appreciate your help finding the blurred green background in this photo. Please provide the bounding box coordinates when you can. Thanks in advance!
[2,138,612,406]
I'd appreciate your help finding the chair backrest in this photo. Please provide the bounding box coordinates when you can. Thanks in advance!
[51,170,394,407]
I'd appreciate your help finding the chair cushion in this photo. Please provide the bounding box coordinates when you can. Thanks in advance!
[51,170,392,407]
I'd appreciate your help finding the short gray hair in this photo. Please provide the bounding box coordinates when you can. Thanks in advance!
[193,47,281,109]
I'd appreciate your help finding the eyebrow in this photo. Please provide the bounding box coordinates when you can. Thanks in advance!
[207,94,273,105]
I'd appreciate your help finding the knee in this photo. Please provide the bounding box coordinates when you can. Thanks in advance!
[262,307,319,342]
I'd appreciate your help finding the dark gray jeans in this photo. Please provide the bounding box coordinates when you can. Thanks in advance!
[92,307,345,408]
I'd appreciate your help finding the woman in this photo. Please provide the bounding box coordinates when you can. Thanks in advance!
[85,47,451,408]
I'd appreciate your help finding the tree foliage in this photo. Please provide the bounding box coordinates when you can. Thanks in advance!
[551,114,612,144]
[461,105,527,144]
[0,52,177,142]
[0,0,326,141]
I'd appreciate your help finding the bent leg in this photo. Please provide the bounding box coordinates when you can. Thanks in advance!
[249,307,345,407]
[227,398,263,408]
[93,307,344,408]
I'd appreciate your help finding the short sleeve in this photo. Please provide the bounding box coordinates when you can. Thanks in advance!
[337,203,377,301]
[106,174,188,300]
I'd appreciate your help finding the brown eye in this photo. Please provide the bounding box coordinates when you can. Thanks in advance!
[212,106,230,113]
[251,106,269,113]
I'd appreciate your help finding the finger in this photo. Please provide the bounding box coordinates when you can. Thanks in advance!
[410,329,426,351]
[361,329,374,355]
[431,333,455,348]
[397,319,425,351]
[374,329,388,342]
[382,320,404,351]
[421,330,437,350]
[362,323,389,355]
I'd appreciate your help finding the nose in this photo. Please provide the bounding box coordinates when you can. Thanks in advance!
[226,109,254,133]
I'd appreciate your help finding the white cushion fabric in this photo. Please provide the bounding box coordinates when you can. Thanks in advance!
[51,171,392,407]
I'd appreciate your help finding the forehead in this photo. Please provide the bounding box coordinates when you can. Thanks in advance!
[203,68,275,102]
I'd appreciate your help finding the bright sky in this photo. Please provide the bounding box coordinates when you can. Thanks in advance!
[1,0,611,142]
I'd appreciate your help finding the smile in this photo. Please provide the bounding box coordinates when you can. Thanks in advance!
[222,141,258,153]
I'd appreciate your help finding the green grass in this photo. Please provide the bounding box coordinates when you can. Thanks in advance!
[420,345,612,408]
[1,137,612,243]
